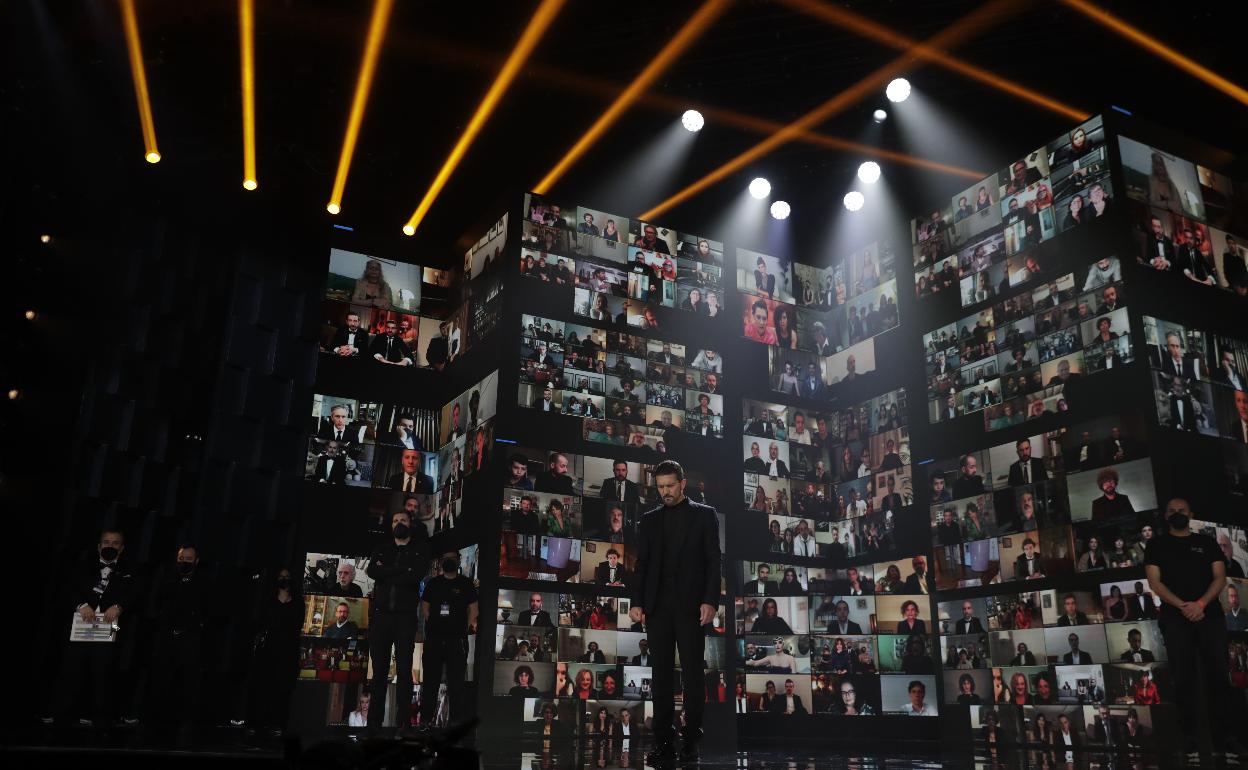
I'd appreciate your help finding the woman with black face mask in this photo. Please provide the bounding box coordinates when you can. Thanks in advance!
[1144,497,1246,758]
[242,567,302,735]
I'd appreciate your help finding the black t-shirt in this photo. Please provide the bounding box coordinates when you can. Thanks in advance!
[422,575,478,637]
[1143,532,1223,615]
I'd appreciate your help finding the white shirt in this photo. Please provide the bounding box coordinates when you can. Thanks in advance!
[784,695,797,714]
[736,697,749,713]
[906,702,937,716]
[348,711,367,727]
[402,473,421,492]
[322,458,335,479]
[793,535,816,557]
[790,429,811,445]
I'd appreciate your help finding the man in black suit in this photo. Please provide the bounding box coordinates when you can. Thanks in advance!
[880,474,905,513]
[903,557,932,594]
[424,321,450,371]
[1061,632,1094,664]
[746,564,777,596]
[329,311,368,356]
[628,461,720,765]
[1119,628,1156,663]
[53,529,139,727]
[1144,215,1175,271]
[1014,538,1045,580]
[386,414,424,451]
[323,601,360,639]
[631,639,652,666]
[1159,332,1201,380]
[778,679,808,715]
[595,549,629,586]
[535,452,576,495]
[649,342,681,366]
[955,601,985,634]
[1101,426,1133,464]
[601,460,641,504]
[387,448,433,493]
[802,363,824,398]
[746,409,774,438]
[528,341,556,366]
[1066,430,1100,471]
[743,441,768,473]
[1011,642,1036,666]
[1007,438,1048,486]
[952,454,985,499]
[579,641,607,664]
[827,600,863,635]
[1056,594,1090,626]
[1127,581,1157,619]
[517,592,552,627]
[1225,388,1248,444]
[313,440,348,484]
[369,319,413,365]
[317,403,365,444]
[762,442,790,478]
[1167,375,1197,431]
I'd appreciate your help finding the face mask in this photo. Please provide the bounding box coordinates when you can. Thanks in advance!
[177,561,195,576]
[393,523,411,539]
[276,577,291,589]
[100,547,120,562]
[1167,513,1189,531]
[442,558,459,573]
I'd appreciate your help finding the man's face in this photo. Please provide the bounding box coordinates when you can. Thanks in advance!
[745,643,756,657]
[847,568,858,584]
[613,462,628,481]
[769,444,779,460]
[401,450,420,474]
[551,454,568,475]
[1012,162,1026,180]
[643,225,657,243]
[451,404,461,426]
[1229,586,1240,610]
[912,558,924,574]
[345,314,360,331]
[795,415,805,432]
[1101,476,1117,495]
[330,407,349,429]
[962,602,974,619]
[909,685,925,707]
[529,593,543,611]
[1129,632,1142,650]
[1167,335,1182,359]
[656,473,685,505]
[1068,634,1080,650]
[337,564,355,587]
[1017,440,1031,461]
[933,477,945,495]
[385,321,397,336]
[1235,389,1248,422]
[1058,360,1071,378]
[584,213,592,225]
[1103,286,1117,305]
[752,306,768,331]
[964,456,978,476]
[1151,218,1164,237]
[1024,542,1036,556]
[706,373,718,390]
[335,604,349,623]
[785,681,795,695]
[836,602,849,621]
[1171,375,1185,396]
[607,553,618,567]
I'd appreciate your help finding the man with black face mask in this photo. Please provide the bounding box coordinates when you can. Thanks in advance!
[1145,498,1246,758]
[418,551,478,732]
[148,545,209,729]
[366,510,430,734]
[53,529,138,728]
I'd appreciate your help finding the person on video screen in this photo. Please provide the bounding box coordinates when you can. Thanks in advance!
[628,460,720,765]
[369,320,412,366]
[387,449,432,493]
[330,311,369,357]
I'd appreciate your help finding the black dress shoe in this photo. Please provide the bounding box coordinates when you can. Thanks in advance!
[646,741,677,766]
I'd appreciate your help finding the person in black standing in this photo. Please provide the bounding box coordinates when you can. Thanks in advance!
[148,545,209,731]
[53,529,139,728]
[418,551,479,732]
[367,509,430,734]
[628,460,721,765]
[242,566,302,735]
[1144,497,1247,758]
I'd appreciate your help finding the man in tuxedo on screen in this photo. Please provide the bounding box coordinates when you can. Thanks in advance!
[317,404,364,444]
[1007,438,1048,486]
[628,461,720,765]
[536,452,576,495]
[1128,581,1158,619]
[314,440,348,484]
[1160,332,1201,380]
[517,592,553,627]
[330,311,368,356]
[631,639,652,666]
[1224,388,1248,443]
[828,600,862,635]
[388,414,424,451]
[533,387,557,412]
[595,549,629,586]
[802,363,824,398]
[952,454,985,498]
[1168,375,1198,431]
[747,564,777,596]
[601,460,641,504]
[424,321,451,371]
[369,319,413,366]
[1057,594,1090,626]
[1120,628,1156,662]
[1214,349,1245,391]
[955,601,984,634]
[388,448,432,493]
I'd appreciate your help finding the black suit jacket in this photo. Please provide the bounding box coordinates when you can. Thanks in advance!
[955,617,985,634]
[315,455,348,484]
[67,554,140,617]
[903,572,933,594]
[387,472,433,493]
[1056,612,1090,626]
[1160,356,1200,380]
[1120,648,1156,663]
[601,478,641,505]
[329,326,369,355]
[579,649,607,664]
[746,579,777,596]
[1007,458,1048,486]
[1128,596,1157,619]
[595,562,629,586]
[516,609,552,627]
[536,472,576,495]
[1170,393,1197,430]
[317,423,363,443]
[630,499,721,614]
[826,619,863,635]
[368,334,412,363]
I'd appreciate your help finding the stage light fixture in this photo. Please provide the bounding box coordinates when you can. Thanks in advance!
[748,178,771,199]
[1061,0,1248,107]
[40,235,51,244]
[24,311,37,321]
[6,389,18,401]
[533,0,728,194]
[120,0,161,165]
[327,0,395,217]
[326,203,341,215]
[240,0,258,192]
[770,201,791,220]
[885,78,911,103]
[843,191,865,212]
[857,161,881,184]
[681,109,705,132]
[873,108,887,122]
[405,0,566,235]
[779,0,1087,121]
[638,0,1014,220]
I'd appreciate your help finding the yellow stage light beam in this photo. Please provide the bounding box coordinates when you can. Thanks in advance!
[402,0,567,236]
[641,0,1020,221]
[1061,0,1248,107]
[118,0,161,163]
[780,0,1087,122]
[240,0,257,190]
[327,0,394,214]
[532,0,730,196]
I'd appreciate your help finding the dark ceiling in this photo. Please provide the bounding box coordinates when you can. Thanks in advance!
[3,0,1246,266]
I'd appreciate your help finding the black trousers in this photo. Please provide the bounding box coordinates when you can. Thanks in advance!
[244,640,296,729]
[1159,609,1231,740]
[53,639,119,723]
[420,635,468,726]
[147,628,204,726]
[368,612,418,728]
[647,600,705,743]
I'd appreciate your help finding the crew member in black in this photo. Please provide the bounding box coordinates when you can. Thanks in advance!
[628,460,721,765]
[367,509,431,732]
[419,551,479,730]
[1144,497,1246,758]
[148,544,210,728]
[53,529,139,727]
[243,566,302,733]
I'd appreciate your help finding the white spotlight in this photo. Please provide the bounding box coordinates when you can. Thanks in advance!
[873,108,887,122]
[857,161,881,184]
[681,109,705,132]
[748,177,771,200]
[843,191,865,212]
[770,200,791,220]
[885,77,911,103]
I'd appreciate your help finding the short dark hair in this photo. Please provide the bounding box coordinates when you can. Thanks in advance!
[654,460,684,481]
[509,453,528,467]
[908,680,926,693]
[99,529,125,544]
